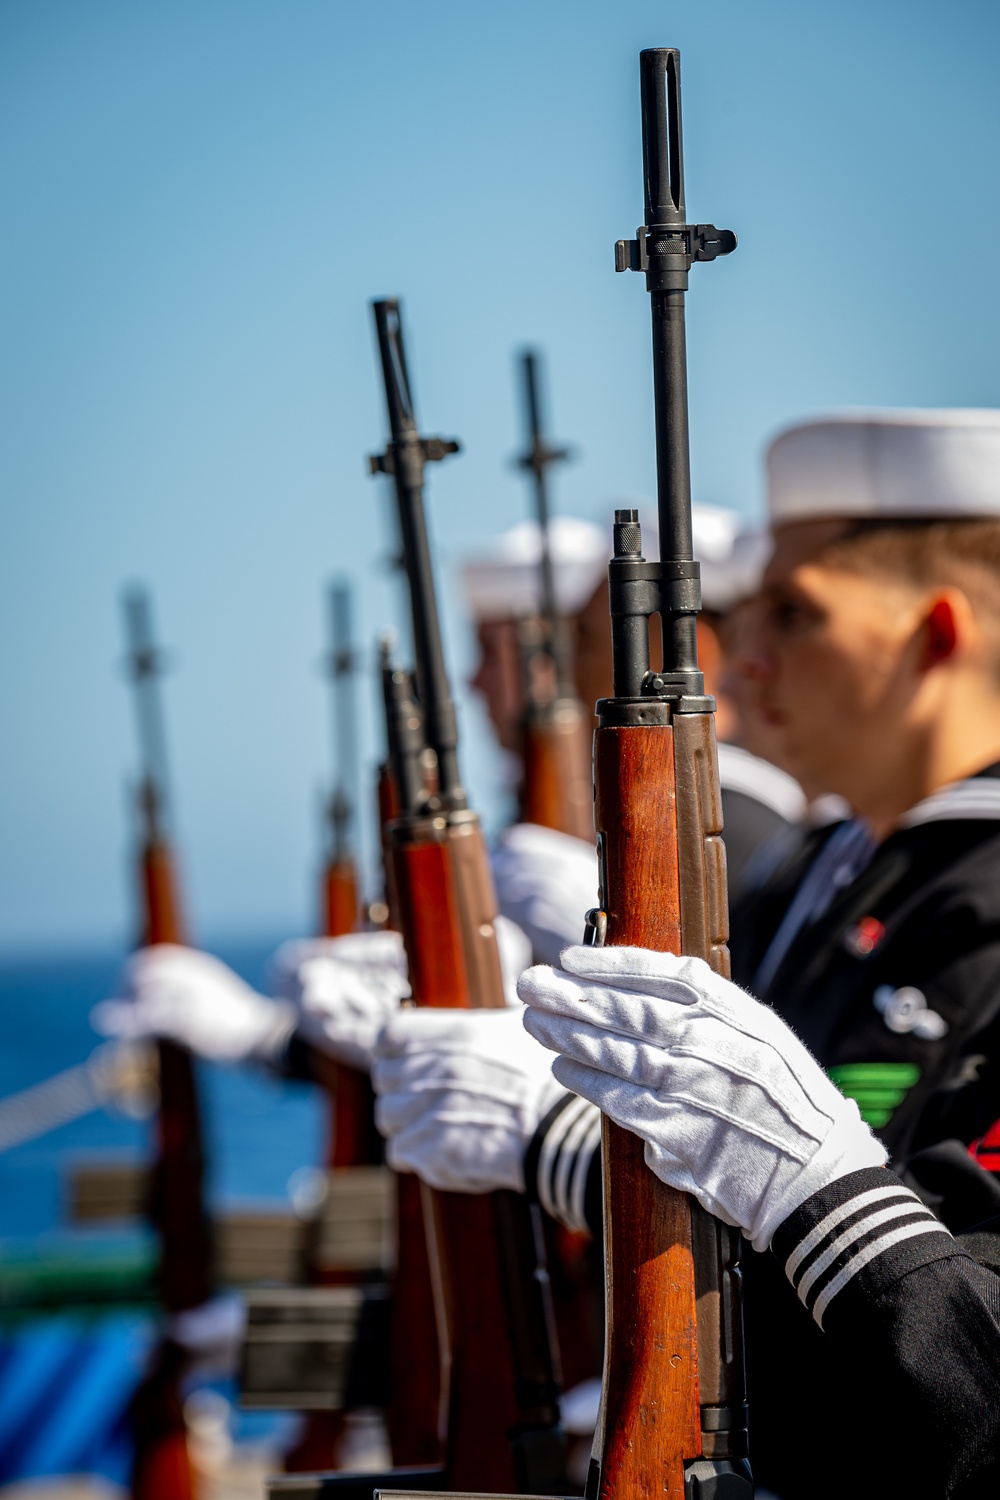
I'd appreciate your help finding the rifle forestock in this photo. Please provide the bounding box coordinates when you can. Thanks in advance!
[521,701,594,843]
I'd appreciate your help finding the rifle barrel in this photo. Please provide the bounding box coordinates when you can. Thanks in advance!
[371,300,464,809]
[122,586,172,843]
[517,349,574,699]
[325,579,360,864]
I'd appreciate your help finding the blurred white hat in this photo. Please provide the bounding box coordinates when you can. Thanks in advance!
[767,410,1000,525]
[462,516,608,622]
[463,506,766,621]
[643,505,769,612]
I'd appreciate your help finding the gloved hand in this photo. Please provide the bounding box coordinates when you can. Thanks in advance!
[519,945,886,1250]
[372,1006,567,1193]
[492,823,598,964]
[493,914,533,1006]
[91,945,296,1065]
[270,930,411,1071]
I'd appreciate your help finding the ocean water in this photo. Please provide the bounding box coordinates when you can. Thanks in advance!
[0,938,321,1483]
[0,937,324,1241]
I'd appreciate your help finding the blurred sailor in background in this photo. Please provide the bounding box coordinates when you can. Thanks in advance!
[464,505,805,965]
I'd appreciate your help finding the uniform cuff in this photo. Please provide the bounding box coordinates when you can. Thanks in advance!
[524,1092,601,1234]
[770,1167,959,1329]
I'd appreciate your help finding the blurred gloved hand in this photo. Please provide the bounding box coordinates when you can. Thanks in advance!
[492,824,598,964]
[91,945,295,1065]
[372,1006,567,1193]
[270,930,411,1071]
[520,945,886,1250]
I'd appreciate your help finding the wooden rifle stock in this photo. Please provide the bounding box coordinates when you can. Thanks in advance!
[389,813,566,1494]
[322,857,360,942]
[131,839,210,1500]
[521,701,594,843]
[591,711,747,1500]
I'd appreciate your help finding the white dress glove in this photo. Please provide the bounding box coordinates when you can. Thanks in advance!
[91,945,295,1065]
[269,930,411,1072]
[372,1006,567,1193]
[519,945,886,1250]
[492,824,598,965]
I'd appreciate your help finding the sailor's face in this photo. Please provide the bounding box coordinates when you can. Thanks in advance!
[734,521,924,803]
[470,619,524,752]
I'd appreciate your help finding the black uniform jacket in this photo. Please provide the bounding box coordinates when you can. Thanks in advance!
[730,763,1000,1162]
[727,763,1000,1496]
[527,765,1000,1498]
[527,1103,1000,1500]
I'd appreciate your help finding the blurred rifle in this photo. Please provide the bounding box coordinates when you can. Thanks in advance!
[369,299,568,1495]
[515,350,593,842]
[316,578,382,1174]
[585,50,751,1500]
[121,586,212,1500]
[321,581,361,939]
[282,583,386,1474]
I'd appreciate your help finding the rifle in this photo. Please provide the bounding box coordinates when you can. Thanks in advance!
[515,351,593,842]
[282,582,385,1474]
[369,299,568,1495]
[586,51,750,1500]
[316,579,383,1176]
[121,586,211,1500]
[321,581,362,939]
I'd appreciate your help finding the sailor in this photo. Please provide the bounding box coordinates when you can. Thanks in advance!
[727,411,1000,1185]
[466,506,805,962]
[367,946,1000,1498]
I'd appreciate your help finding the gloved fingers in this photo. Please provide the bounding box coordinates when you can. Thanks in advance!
[556,945,752,1012]
[493,916,533,1005]
[555,946,834,1087]
[376,1005,525,1058]
[528,1000,839,1154]
[124,944,244,999]
[524,1004,669,1079]
[384,1120,523,1194]
[523,952,832,1091]
[272,930,406,981]
[642,1141,744,1230]
[665,1019,848,1127]
[372,1045,548,1109]
[293,1017,374,1073]
[519,963,702,1045]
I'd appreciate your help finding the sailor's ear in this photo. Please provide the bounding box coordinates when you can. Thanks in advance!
[917,591,972,673]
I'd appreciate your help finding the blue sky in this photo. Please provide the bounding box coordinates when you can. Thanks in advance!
[2,0,999,953]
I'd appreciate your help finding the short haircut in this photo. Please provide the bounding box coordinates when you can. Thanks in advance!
[817,518,1000,628]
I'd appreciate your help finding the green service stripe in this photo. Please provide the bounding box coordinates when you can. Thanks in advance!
[860,1109,894,1128]
[842,1089,909,1110]
[829,1063,921,1088]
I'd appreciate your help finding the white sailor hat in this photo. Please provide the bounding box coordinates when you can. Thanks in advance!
[463,505,765,621]
[767,410,1000,525]
[462,516,609,622]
